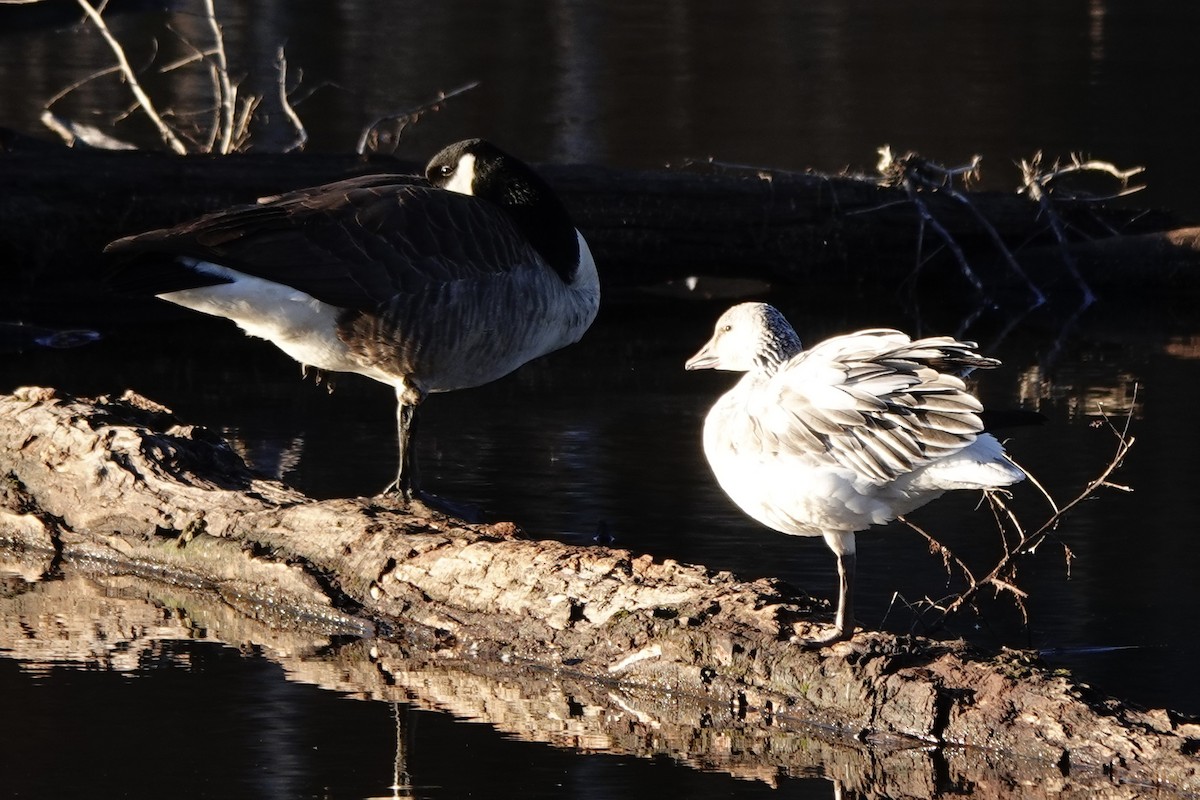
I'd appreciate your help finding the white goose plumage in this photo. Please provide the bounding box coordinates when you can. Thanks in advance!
[107,139,600,507]
[686,302,1024,644]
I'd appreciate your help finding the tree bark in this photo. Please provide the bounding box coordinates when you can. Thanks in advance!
[2,386,1198,795]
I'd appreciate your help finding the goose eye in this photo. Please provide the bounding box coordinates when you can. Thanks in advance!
[720,324,733,333]
[438,165,454,177]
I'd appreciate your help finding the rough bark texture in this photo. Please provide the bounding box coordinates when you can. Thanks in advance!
[2,148,1197,324]
[2,386,1198,796]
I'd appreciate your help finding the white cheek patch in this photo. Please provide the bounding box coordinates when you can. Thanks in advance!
[443,152,477,196]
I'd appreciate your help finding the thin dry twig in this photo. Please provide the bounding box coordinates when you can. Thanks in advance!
[273,47,308,153]
[356,80,481,155]
[899,386,1138,635]
[72,0,188,154]
[1018,151,1144,306]
[39,109,137,150]
[200,0,235,153]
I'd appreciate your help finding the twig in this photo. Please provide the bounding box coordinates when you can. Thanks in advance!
[157,48,219,75]
[1016,151,1132,306]
[356,80,481,155]
[39,109,137,150]
[273,47,307,153]
[200,0,235,154]
[899,177,988,296]
[881,146,1047,307]
[43,63,123,109]
[73,0,188,154]
[900,387,1137,635]
[1019,151,1145,200]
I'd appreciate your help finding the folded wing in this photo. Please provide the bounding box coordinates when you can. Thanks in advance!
[105,176,546,310]
[744,329,1001,482]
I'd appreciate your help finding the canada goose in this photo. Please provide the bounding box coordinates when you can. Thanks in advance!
[107,138,600,507]
[686,302,1024,645]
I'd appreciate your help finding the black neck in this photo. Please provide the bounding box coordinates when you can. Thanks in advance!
[478,161,582,283]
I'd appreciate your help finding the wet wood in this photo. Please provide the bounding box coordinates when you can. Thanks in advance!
[2,385,1198,795]
[1,147,1196,323]
[0,556,1171,799]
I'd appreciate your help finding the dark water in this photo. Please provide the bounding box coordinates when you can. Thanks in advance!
[2,2,1199,798]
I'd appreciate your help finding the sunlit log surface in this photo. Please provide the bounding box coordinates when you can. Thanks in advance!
[2,386,1198,796]
[2,147,1198,323]
[0,558,1173,800]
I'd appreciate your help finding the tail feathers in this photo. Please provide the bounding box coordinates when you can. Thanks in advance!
[106,253,231,297]
[915,434,1025,491]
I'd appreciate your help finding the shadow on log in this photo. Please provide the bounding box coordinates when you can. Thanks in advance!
[2,386,1199,796]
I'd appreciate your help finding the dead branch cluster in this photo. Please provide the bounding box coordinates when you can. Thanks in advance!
[37,0,305,153]
[883,146,1152,316]
[874,145,1146,313]
[32,0,475,154]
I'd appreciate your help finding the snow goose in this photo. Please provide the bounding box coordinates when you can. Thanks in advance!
[106,138,600,506]
[686,302,1024,645]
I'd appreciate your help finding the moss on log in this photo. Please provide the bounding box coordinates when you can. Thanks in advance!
[1,385,1198,795]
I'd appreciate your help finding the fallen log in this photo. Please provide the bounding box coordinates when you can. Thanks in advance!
[2,385,1198,795]
[1,147,1196,325]
[0,555,1172,798]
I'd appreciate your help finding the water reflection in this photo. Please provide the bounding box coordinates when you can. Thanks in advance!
[0,555,1152,799]
[5,2,1200,212]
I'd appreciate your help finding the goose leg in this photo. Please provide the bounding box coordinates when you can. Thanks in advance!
[803,531,857,647]
[379,387,484,523]
[831,548,856,641]
[381,400,419,499]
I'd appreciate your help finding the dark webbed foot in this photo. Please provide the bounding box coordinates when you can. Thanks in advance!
[375,484,485,524]
[798,624,856,650]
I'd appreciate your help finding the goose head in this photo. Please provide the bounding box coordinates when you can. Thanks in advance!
[425,138,583,282]
[685,302,803,374]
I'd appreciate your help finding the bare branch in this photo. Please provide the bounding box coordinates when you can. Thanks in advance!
[43,63,123,109]
[880,147,1047,307]
[1019,151,1145,202]
[273,47,308,153]
[231,94,261,152]
[899,390,1137,636]
[356,80,481,155]
[157,48,220,75]
[73,0,188,154]
[39,110,137,150]
[200,0,236,153]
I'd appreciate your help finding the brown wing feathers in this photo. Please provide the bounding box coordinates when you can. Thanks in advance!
[106,179,542,311]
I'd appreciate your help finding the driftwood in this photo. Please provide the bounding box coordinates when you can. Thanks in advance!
[2,386,1199,796]
[2,147,1198,324]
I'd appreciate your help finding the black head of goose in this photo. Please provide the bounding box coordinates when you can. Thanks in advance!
[686,302,1024,646]
[106,138,600,509]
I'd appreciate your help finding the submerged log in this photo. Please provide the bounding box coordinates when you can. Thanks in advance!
[2,385,1199,795]
[1,147,1197,324]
